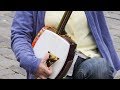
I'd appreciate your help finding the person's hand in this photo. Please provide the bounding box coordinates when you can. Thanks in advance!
[35,53,52,79]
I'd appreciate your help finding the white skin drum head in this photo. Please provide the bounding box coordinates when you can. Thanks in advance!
[33,30,70,79]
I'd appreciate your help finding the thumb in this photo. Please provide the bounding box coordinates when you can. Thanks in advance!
[42,53,50,63]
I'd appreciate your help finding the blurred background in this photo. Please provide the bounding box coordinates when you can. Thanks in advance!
[0,11,120,79]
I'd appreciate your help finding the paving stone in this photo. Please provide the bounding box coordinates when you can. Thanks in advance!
[0,65,6,70]
[0,58,19,69]
[0,48,16,60]
[0,55,8,62]
[0,75,9,79]
[9,65,27,76]
[5,73,26,79]
[0,69,15,76]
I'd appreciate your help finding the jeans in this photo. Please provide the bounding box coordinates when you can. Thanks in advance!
[65,57,114,79]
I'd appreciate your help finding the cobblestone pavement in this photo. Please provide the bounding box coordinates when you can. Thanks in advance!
[0,11,26,79]
[0,11,120,79]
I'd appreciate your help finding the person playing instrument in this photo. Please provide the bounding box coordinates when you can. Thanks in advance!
[11,11,120,79]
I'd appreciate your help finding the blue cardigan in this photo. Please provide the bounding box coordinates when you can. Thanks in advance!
[11,11,120,79]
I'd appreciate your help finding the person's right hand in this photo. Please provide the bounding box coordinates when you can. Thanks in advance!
[35,53,52,79]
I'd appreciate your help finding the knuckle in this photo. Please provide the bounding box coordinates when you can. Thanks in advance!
[49,70,52,75]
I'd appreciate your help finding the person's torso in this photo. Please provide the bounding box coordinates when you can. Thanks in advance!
[45,11,101,58]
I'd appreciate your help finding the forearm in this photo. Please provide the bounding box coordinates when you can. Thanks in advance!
[11,11,40,74]
[11,35,41,74]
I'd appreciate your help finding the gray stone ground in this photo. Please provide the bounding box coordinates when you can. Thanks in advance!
[0,11,120,79]
[0,11,26,79]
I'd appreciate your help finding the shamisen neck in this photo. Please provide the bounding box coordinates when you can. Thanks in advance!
[56,11,73,35]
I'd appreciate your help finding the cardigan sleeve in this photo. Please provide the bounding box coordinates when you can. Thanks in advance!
[11,11,41,74]
[95,11,120,70]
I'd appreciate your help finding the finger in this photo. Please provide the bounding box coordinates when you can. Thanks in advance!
[39,64,51,77]
[37,71,49,79]
[37,60,52,78]
[43,66,52,76]
[39,75,47,79]
[48,66,52,72]
[41,69,50,77]
[42,53,50,63]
